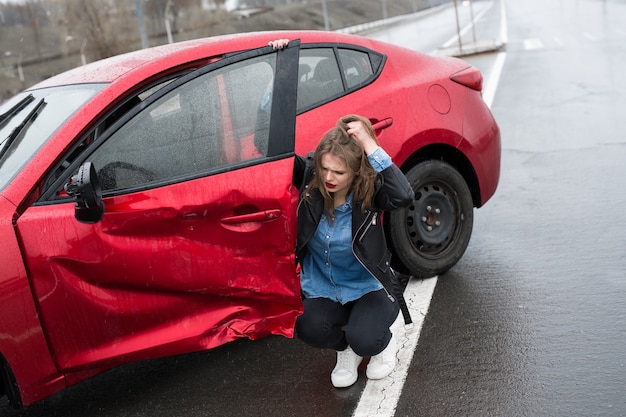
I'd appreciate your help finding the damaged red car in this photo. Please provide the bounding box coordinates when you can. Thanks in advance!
[0,30,500,407]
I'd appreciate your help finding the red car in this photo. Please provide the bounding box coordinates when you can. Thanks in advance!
[0,30,500,407]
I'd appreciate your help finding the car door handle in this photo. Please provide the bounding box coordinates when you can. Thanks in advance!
[220,209,282,225]
[372,117,393,131]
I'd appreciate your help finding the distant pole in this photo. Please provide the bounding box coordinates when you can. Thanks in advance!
[381,0,388,20]
[165,0,173,44]
[468,0,477,44]
[321,0,329,31]
[453,0,463,54]
[17,54,24,83]
[80,39,87,65]
[135,0,149,49]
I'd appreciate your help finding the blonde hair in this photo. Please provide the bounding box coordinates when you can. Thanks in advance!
[307,114,380,214]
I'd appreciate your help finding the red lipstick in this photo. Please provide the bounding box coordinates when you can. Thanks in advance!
[325,182,336,189]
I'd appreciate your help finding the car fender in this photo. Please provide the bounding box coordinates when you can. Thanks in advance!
[0,195,65,406]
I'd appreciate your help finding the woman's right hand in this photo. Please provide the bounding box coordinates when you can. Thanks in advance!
[347,121,379,156]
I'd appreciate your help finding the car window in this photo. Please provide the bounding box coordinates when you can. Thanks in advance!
[43,78,180,194]
[0,85,103,192]
[337,48,374,89]
[88,54,276,193]
[296,47,379,112]
[297,48,342,110]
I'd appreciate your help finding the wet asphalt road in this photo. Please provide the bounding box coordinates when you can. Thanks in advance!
[393,0,626,415]
[3,0,625,416]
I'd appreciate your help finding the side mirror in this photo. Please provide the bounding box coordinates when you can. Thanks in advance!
[64,162,105,224]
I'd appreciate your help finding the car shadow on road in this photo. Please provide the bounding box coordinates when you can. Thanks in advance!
[2,334,369,417]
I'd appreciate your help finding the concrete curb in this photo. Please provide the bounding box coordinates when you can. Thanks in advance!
[335,3,453,35]
[338,0,506,58]
[434,38,505,57]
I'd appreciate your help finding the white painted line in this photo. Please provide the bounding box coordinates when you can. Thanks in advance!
[583,32,597,41]
[499,0,508,45]
[352,277,438,417]
[523,38,544,50]
[482,50,506,109]
[482,0,508,109]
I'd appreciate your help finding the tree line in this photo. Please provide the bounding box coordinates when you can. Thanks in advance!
[0,0,231,62]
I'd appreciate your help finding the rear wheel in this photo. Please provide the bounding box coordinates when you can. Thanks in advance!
[387,160,474,277]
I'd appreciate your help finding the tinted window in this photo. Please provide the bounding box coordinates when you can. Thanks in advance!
[43,79,177,196]
[338,49,374,89]
[297,48,343,111]
[89,54,276,193]
[296,47,378,112]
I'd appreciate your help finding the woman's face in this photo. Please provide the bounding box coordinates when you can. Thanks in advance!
[320,152,355,199]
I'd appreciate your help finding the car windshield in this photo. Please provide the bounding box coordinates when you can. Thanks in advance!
[0,84,105,192]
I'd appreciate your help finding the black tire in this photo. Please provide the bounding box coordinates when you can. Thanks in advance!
[387,160,474,278]
[0,355,22,408]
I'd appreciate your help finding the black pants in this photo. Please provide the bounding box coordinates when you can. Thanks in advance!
[295,289,400,357]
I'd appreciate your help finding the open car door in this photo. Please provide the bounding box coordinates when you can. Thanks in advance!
[16,42,302,373]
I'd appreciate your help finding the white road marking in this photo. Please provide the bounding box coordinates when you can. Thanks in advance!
[583,32,597,41]
[523,38,544,50]
[482,0,507,110]
[352,277,438,417]
[482,50,506,109]
[499,0,508,45]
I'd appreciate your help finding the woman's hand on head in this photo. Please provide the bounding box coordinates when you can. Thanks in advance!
[269,39,289,49]
[347,121,379,155]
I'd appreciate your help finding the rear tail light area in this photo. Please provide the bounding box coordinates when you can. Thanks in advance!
[450,66,483,91]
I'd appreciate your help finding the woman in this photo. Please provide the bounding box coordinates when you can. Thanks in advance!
[292,114,415,388]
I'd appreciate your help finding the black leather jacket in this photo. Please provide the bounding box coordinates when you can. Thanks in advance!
[292,153,415,323]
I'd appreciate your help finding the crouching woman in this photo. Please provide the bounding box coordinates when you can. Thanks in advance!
[292,114,415,388]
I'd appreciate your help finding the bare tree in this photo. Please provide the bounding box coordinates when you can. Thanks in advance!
[60,0,140,62]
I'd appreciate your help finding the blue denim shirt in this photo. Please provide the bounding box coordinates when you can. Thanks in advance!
[299,147,392,304]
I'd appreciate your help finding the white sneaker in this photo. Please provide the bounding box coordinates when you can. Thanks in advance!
[331,346,363,388]
[366,333,397,380]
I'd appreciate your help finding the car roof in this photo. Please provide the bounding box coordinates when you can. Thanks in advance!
[29,30,381,90]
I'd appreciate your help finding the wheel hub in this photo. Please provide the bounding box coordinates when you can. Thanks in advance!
[407,185,457,251]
